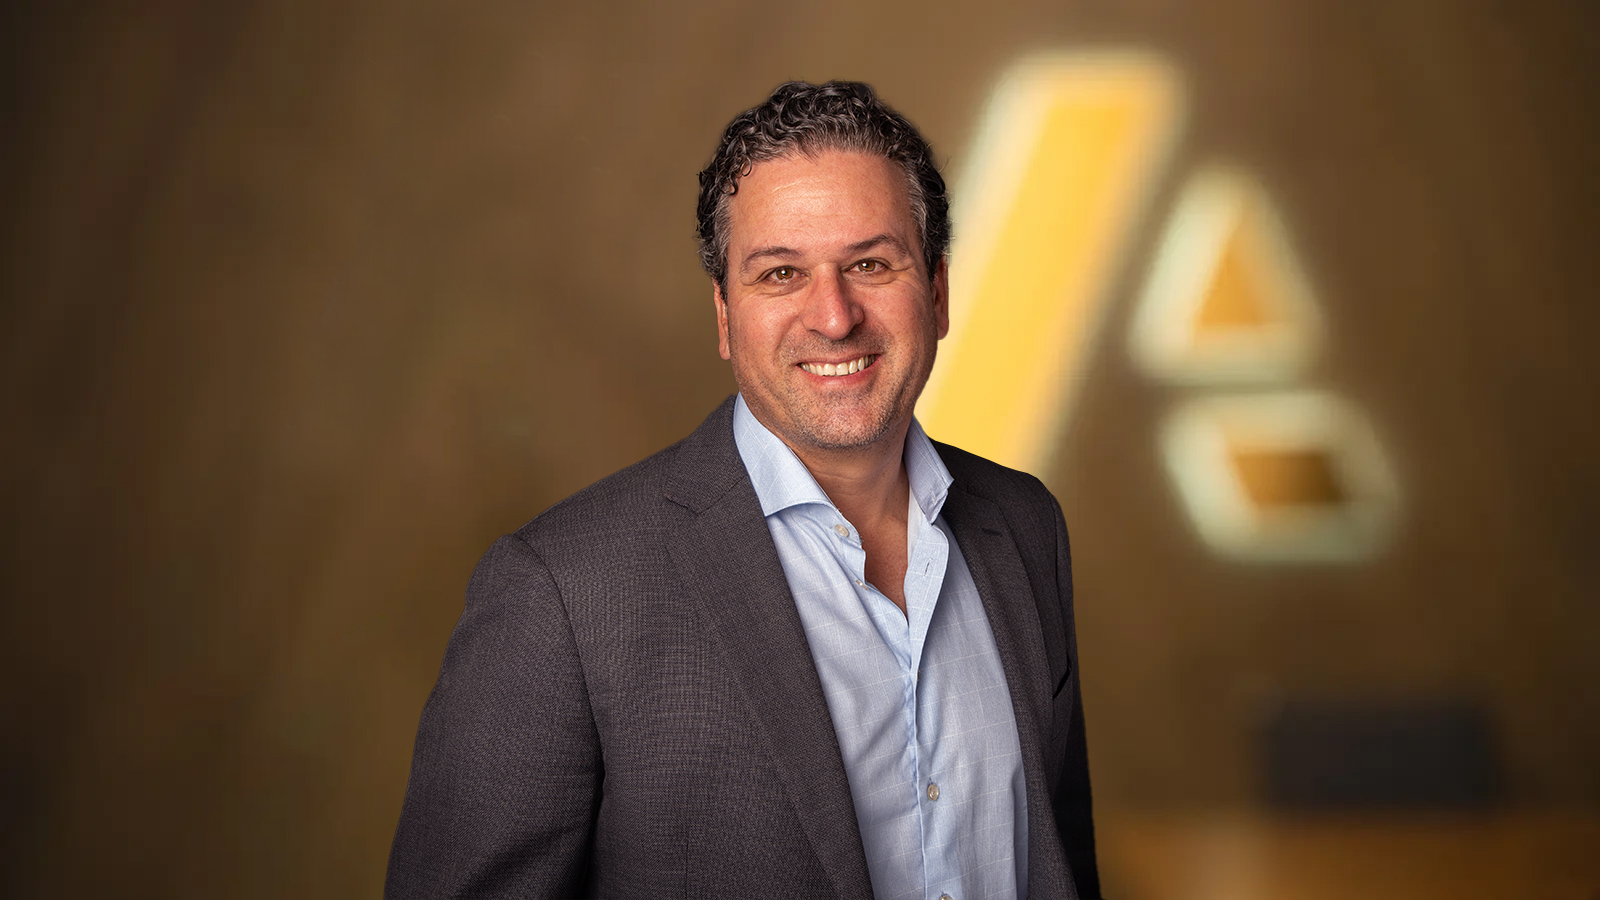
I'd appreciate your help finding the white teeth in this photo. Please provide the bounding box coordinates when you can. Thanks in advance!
[802,355,875,377]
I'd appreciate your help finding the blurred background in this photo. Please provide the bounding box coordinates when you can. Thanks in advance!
[2,1,1596,897]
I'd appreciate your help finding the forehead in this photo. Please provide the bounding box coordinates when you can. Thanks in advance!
[725,150,916,256]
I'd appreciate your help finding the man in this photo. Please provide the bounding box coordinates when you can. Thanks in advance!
[387,81,1099,899]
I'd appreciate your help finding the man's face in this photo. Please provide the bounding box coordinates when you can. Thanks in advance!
[715,149,949,457]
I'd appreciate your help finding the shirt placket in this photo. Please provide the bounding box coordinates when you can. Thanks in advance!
[827,507,930,896]
[907,516,956,899]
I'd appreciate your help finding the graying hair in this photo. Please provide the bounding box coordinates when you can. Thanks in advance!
[695,81,951,292]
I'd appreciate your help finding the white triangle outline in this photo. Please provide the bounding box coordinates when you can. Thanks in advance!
[1128,165,1324,385]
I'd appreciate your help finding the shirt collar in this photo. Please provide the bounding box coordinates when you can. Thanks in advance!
[732,393,953,522]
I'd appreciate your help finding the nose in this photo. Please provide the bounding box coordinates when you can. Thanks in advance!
[799,269,864,341]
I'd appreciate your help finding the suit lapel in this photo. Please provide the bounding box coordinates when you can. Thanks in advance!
[940,484,1053,747]
[941,482,1077,898]
[663,398,874,898]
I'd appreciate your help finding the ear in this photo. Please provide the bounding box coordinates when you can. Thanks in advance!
[713,280,732,360]
[932,257,950,340]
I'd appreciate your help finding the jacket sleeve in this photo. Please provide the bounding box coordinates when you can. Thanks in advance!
[385,534,601,899]
[1047,496,1102,899]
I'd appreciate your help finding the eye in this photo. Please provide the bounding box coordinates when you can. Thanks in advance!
[850,258,896,283]
[769,266,797,281]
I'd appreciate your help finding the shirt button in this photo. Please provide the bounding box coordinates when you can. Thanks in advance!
[927,782,940,801]
[833,523,849,538]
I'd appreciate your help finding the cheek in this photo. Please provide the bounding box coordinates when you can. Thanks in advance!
[735,306,793,351]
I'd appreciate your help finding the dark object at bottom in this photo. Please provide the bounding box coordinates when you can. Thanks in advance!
[1261,698,1502,810]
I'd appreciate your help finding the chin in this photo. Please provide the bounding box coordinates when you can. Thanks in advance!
[793,407,902,451]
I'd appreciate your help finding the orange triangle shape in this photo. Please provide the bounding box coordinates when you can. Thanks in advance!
[1191,207,1277,336]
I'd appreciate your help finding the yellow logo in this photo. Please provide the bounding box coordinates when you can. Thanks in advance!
[918,52,1185,475]
[917,52,1400,563]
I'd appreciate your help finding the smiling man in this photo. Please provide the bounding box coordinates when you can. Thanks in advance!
[387,81,1099,900]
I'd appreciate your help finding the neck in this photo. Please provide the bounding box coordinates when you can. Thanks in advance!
[786,420,914,532]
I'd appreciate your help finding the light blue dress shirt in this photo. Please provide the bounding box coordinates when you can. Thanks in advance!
[732,395,1028,900]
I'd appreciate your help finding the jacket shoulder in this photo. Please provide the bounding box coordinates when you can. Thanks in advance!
[510,436,686,559]
[932,439,1069,565]
[508,395,745,563]
[933,440,1059,509]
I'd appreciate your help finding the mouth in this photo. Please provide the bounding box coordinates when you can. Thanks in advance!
[798,354,877,378]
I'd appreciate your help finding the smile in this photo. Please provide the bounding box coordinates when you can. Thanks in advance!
[798,355,876,377]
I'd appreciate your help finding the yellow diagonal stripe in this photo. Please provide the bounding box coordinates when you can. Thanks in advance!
[918,52,1184,474]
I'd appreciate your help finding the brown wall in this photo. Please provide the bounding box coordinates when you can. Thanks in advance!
[2,1,1595,896]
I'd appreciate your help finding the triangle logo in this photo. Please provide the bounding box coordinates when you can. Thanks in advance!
[1129,166,1323,384]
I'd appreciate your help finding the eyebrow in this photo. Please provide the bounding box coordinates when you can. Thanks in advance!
[844,233,913,259]
[738,245,800,275]
[737,234,915,275]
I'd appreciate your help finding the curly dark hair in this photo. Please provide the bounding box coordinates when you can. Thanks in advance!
[695,80,951,292]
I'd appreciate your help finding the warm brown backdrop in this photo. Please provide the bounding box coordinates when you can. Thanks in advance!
[3,1,1595,897]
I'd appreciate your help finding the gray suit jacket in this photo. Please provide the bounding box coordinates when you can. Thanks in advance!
[386,397,1100,898]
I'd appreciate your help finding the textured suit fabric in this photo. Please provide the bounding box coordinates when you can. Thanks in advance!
[385,396,1100,899]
